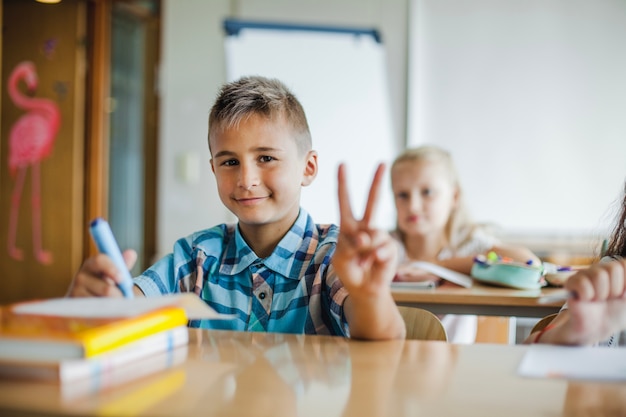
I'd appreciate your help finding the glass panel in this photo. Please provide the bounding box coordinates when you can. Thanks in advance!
[109,8,145,276]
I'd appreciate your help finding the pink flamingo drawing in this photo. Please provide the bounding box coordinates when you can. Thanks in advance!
[7,61,61,265]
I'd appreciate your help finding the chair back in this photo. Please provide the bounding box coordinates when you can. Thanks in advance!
[397,306,448,341]
[530,313,559,334]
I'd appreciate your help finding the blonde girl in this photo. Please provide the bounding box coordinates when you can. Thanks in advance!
[390,145,539,343]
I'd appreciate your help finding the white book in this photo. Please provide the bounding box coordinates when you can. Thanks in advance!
[0,325,189,383]
[61,346,188,401]
[393,261,473,288]
[390,281,438,290]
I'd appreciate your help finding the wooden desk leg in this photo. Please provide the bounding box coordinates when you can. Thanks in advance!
[475,316,513,344]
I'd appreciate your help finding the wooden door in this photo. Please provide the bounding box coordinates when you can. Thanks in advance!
[1,0,86,303]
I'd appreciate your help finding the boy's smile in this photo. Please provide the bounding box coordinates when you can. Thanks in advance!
[210,113,317,246]
[235,196,268,205]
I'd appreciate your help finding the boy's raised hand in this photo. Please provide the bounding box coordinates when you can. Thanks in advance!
[333,163,404,340]
[332,163,398,299]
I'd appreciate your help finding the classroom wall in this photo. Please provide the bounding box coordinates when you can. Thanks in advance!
[407,0,626,249]
[158,0,409,258]
[159,0,625,260]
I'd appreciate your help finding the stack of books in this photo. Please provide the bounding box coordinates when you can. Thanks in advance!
[0,296,193,384]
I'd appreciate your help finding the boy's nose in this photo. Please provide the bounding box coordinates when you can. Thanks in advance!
[237,165,260,190]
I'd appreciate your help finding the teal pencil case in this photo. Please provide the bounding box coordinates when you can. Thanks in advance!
[471,254,543,290]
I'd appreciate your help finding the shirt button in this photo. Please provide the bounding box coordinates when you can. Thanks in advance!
[259,292,266,300]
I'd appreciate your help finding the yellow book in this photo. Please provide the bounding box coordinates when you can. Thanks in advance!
[0,299,188,361]
[0,327,189,383]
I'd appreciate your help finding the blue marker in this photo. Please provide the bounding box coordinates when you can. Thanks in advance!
[89,218,134,298]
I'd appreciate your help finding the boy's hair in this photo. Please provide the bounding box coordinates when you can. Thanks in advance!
[391,145,475,250]
[208,76,312,154]
[606,181,626,258]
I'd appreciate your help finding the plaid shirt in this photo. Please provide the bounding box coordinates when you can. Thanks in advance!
[134,209,349,336]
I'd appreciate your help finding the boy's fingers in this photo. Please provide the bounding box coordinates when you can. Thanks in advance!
[375,241,396,263]
[89,276,120,297]
[85,254,125,285]
[361,163,385,227]
[70,269,121,298]
[97,254,123,283]
[123,249,138,271]
[337,163,355,227]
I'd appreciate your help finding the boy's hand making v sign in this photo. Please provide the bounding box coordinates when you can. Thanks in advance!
[333,163,406,340]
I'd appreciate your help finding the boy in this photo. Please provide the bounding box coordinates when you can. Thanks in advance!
[67,76,405,340]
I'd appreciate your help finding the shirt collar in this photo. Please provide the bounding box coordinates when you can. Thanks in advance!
[221,209,315,278]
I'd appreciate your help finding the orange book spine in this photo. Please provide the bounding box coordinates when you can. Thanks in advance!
[1,306,188,358]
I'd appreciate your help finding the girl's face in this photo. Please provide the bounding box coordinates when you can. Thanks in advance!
[391,159,458,239]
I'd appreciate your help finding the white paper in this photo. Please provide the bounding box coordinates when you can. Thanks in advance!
[405,261,473,288]
[12,294,234,320]
[518,345,626,381]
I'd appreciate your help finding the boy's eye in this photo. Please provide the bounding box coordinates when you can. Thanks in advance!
[422,188,433,197]
[259,155,275,163]
[222,159,239,167]
[396,192,409,200]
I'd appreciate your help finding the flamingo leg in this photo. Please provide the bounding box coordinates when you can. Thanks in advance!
[8,166,27,261]
[31,161,52,265]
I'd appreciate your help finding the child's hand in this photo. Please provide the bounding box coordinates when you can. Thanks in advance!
[332,163,398,298]
[66,249,138,298]
[395,265,440,283]
[564,259,626,343]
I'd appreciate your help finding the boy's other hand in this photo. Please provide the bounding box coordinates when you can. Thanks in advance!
[333,163,398,298]
[66,249,138,298]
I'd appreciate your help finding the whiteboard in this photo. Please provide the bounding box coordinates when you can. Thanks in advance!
[224,20,398,229]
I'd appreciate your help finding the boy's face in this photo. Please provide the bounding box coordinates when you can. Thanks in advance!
[210,113,317,234]
[391,159,458,238]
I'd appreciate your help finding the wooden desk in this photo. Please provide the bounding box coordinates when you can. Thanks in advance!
[392,282,565,318]
[0,329,624,417]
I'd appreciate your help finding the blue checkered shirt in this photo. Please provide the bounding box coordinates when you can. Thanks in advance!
[134,209,349,336]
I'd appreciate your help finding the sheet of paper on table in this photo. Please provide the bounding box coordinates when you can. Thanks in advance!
[401,261,473,288]
[517,345,626,381]
[9,293,234,320]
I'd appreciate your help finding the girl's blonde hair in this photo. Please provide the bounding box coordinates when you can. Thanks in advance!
[391,145,475,250]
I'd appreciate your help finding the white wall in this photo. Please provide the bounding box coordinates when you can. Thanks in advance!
[158,0,408,257]
[158,0,232,258]
[407,0,626,240]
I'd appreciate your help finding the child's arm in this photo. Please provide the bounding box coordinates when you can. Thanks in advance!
[66,249,145,298]
[332,163,406,340]
[525,259,626,345]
